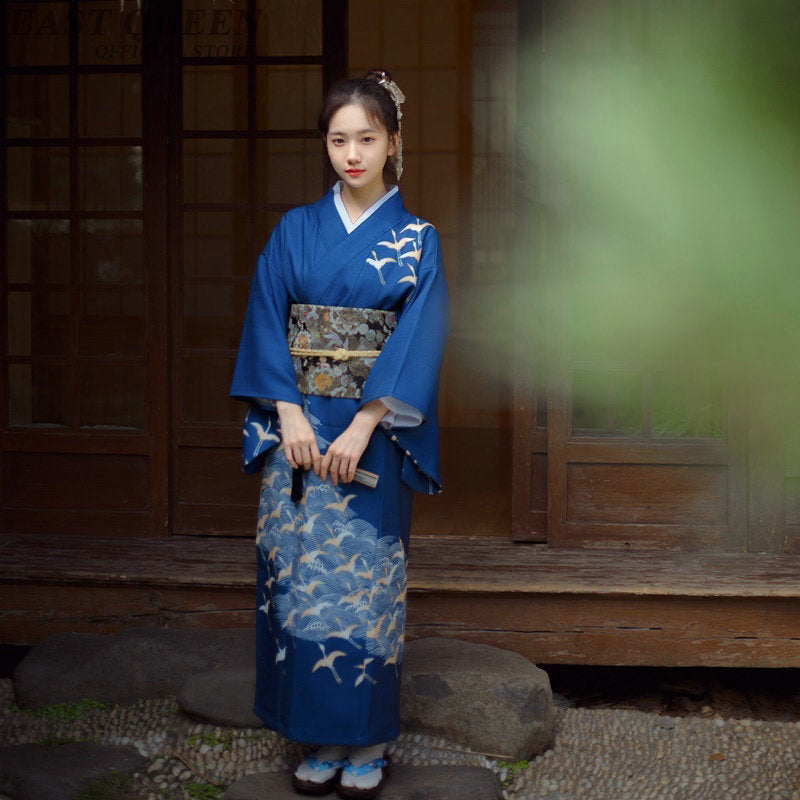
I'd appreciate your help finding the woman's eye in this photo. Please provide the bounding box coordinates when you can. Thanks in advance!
[362,137,374,143]
[331,138,344,145]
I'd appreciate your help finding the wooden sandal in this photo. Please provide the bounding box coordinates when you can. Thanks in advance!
[292,754,346,795]
[336,754,391,799]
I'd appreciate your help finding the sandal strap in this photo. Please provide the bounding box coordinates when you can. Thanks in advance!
[342,757,389,777]
[306,754,346,772]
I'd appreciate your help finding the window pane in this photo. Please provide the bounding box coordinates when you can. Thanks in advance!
[78,0,142,65]
[7,219,70,283]
[6,74,69,138]
[8,290,71,356]
[79,289,145,357]
[183,283,248,349]
[256,65,322,130]
[255,138,323,207]
[79,73,142,137]
[183,66,247,130]
[6,3,70,66]
[81,219,143,284]
[183,139,248,204]
[78,146,142,210]
[572,369,644,436]
[182,356,240,423]
[651,371,725,439]
[79,362,145,428]
[183,211,251,277]
[182,0,249,58]
[9,363,71,427]
[6,146,69,211]
[255,0,321,57]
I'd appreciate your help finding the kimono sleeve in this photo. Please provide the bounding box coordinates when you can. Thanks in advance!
[230,218,302,473]
[360,225,449,494]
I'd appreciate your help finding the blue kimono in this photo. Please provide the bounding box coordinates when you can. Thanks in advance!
[230,184,448,745]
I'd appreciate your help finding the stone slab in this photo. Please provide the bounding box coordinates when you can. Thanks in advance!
[0,742,146,800]
[400,637,554,761]
[222,771,299,799]
[13,627,255,708]
[222,765,502,800]
[178,666,262,728]
[381,765,502,800]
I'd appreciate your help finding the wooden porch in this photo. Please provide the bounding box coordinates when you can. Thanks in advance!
[3,534,799,668]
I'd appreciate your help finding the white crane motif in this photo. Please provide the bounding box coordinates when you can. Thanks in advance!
[248,419,281,456]
[312,644,346,684]
[365,250,395,284]
[354,657,377,687]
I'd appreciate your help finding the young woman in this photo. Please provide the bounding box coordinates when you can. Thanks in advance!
[230,70,448,798]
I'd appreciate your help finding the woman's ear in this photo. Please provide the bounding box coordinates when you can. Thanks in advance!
[388,133,399,157]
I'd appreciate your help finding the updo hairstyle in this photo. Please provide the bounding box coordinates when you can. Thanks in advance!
[319,69,401,182]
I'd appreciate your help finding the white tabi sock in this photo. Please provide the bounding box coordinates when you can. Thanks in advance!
[294,744,348,784]
[340,742,388,790]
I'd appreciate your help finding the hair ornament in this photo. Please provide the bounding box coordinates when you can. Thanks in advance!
[377,72,406,179]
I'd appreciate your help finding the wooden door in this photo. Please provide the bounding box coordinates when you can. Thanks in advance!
[1,1,169,537]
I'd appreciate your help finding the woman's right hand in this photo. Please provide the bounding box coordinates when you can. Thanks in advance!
[275,401,321,474]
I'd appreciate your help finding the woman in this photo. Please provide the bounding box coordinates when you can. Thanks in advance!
[230,69,448,798]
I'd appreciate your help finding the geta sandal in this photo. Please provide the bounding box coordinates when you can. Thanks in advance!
[336,754,391,799]
[292,754,346,795]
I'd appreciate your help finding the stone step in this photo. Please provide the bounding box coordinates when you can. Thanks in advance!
[0,741,147,800]
[13,627,254,708]
[222,765,502,800]
[178,666,262,728]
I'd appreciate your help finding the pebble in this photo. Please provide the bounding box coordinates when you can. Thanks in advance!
[0,677,798,800]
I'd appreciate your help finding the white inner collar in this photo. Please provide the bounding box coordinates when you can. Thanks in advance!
[332,181,399,234]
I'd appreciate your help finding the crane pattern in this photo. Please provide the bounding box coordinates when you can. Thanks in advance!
[368,218,433,292]
[256,402,407,688]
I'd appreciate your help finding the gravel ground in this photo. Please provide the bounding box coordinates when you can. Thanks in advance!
[506,707,800,800]
[1,674,799,799]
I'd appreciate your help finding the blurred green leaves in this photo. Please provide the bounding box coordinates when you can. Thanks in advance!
[516,1,800,428]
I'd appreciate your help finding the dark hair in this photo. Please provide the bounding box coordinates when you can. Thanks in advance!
[319,69,401,181]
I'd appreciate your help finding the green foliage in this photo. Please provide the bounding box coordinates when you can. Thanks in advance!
[512,1,800,435]
[498,759,530,787]
[76,770,132,800]
[26,699,110,723]
[185,782,220,800]
[186,730,234,751]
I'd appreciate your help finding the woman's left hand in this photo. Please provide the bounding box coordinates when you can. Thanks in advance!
[320,399,387,486]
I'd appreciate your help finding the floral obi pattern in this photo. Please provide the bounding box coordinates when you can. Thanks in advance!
[287,303,397,398]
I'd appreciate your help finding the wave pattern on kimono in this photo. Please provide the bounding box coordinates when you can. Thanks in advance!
[230,186,448,745]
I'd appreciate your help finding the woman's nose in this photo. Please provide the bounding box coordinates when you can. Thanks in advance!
[346,143,360,163]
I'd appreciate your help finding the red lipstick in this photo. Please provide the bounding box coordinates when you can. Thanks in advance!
[346,169,365,176]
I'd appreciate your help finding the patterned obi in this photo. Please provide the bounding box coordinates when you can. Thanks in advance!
[287,303,397,399]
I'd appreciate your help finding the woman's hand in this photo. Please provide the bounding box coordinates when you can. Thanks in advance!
[276,401,321,473]
[320,399,387,486]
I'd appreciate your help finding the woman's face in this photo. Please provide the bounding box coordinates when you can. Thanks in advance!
[325,102,397,195]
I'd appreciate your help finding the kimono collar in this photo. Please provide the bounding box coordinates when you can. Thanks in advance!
[332,181,399,234]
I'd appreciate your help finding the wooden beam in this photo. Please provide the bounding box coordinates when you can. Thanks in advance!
[407,592,800,668]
